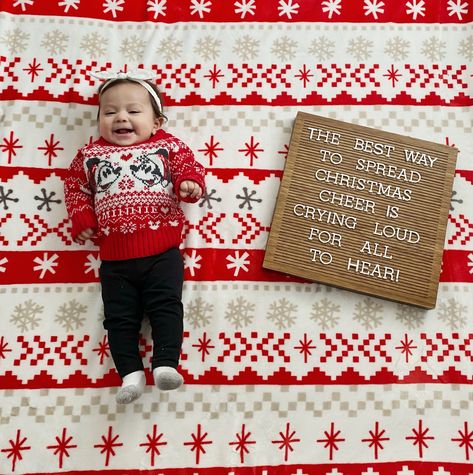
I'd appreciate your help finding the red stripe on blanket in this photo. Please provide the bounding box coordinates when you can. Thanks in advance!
[0,249,471,284]
[2,87,472,107]
[18,463,473,475]
[1,365,472,389]
[1,0,471,23]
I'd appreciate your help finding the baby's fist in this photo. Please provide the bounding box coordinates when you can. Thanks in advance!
[179,180,203,200]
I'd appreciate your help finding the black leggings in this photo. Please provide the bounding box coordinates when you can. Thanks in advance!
[99,248,184,378]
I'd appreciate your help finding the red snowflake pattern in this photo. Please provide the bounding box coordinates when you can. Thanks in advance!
[192,332,215,362]
[451,421,473,461]
[238,136,264,167]
[294,333,316,364]
[0,336,12,359]
[46,428,77,469]
[94,426,123,466]
[1,131,23,164]
[139,424,167,466]
[361,421,390,459]
[316,422,345,460]
[198,135,224,166]
[229,424,256,463]
[93,335,110,365]
[272,422,301,462]
[183,424,213,464]
[37,134,64,166]
[406,420,434,458]
[204,65,224,88]
[1,429,31,472]
[396,334,417,363]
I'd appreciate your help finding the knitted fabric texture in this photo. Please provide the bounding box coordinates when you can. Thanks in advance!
[64,129,205,260]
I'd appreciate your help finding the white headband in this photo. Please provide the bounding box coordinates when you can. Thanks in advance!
[91,69,163,114]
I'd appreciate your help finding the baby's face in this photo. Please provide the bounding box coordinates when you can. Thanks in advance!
[98,82,161,146]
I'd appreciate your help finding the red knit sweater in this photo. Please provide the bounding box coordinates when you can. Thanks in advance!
[64,129,205,260]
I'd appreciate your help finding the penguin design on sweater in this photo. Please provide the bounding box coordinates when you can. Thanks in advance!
[86,157,122,193]
[130,149,171,189]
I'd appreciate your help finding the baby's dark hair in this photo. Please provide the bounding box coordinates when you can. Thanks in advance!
[97,79,167,121]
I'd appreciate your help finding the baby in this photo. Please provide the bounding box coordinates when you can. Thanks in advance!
[64,70,205,404]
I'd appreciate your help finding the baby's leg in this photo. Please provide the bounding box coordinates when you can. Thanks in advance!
[142,248,184,390]
[100,260,145,403]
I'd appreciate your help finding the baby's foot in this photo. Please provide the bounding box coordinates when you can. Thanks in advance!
[153,366,183,391]
[116,370,145,404]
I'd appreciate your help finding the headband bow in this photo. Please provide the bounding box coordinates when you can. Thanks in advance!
[90,68,157,81]
[91,68,162,114]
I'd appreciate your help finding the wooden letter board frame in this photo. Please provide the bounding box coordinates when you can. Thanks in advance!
[263,112,458,308]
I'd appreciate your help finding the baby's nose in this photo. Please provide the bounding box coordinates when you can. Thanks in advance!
[115,110,128,121]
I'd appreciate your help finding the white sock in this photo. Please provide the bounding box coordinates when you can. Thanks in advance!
[116,370,145,404]
[153,366,183,391]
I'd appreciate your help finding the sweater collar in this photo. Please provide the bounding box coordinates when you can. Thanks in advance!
[93,128,168,147]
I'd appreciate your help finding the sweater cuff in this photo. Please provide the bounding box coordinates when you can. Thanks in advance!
[70,211,98,241]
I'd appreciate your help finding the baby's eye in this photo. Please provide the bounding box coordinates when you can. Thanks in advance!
[104,111,115,116]
[129,110,141,114]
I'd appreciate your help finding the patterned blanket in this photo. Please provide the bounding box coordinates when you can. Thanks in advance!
[0,1,472,474]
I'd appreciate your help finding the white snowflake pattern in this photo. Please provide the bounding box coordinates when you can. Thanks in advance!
[395,304,426,330]
[103,0,125,18]
[185,297,214,328]
[194,36,221,60]
[405,0,426,20]
[321,0,342,19]
[310,298,340,330]
[384,36,410,61]
[156,35,183,61]
[120,35,147,61]
[33,253,59,279]
[437,298,467,330]
[309,36,335,61]
[41,29,69,55]
[233,35,260,60]
[120,222,137,233]
[190,0,212,19]
[353,297,384,329]
[363,0,385,19]
[10,299,43,332]
[234,0,256,19]
[278,0,299,19]
[0,257,7,273]
[147,0,167,19]
[1,27,30,55]
[226,251,250,277]
[271,36,298,61]
[421,36,446,61]
[447,0,468,20]
[458,35,473,61]
[184,250,202,277]
[84,254,101,278]
[58,0,80,13]
[347,36,373,61]
[80,32,108,57]
[13,0,34,11]
[267,298,297,330]
[55,300,87,331]
[468,253,473,273]
[225,297,255,329]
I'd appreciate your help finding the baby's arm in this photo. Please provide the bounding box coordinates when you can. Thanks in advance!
[64,150,98,243]
[168,138,206,203]
[179,180,203,200]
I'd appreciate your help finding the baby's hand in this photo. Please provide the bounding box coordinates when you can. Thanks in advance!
[179,180,203,200]
[75,228,95,243]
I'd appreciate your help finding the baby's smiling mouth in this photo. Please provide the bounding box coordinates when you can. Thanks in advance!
[114,128,134,134]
